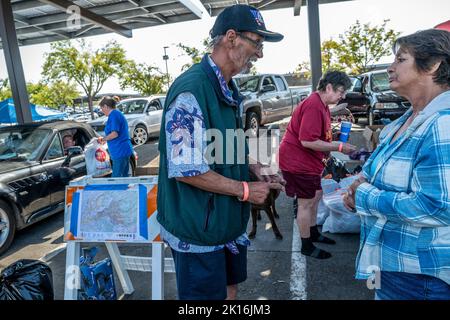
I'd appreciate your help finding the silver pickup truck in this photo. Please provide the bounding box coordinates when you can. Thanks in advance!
[234,74,310,137]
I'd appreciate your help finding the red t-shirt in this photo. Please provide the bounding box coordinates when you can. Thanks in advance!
[278,92,332,175]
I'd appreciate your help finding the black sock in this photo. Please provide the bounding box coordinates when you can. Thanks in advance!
[293,196,298,219]
[301,237,332,259]
[310,225,336,244]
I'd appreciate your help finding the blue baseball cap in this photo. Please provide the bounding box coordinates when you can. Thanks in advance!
[210,4,284,42]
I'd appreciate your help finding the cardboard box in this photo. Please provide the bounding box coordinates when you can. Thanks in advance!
[362,125,384,151]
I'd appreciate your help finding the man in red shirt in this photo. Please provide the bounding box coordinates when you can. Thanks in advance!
[279,71,356,259]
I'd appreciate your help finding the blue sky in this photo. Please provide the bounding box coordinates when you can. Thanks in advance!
[1,0,449,94]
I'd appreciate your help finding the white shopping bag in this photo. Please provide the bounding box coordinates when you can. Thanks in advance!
[84,138,112,177]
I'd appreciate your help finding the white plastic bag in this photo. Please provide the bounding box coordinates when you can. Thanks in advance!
[321,178,340,194]
[321,189,361,233]
[338,175,359,190]
[84,138,112,177]
[316,179,339,225]
[316,199,330,226]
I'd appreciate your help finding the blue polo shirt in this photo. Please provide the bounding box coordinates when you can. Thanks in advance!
[105,109,133,160]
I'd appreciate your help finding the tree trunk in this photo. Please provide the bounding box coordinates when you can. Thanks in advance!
[88,95,94,120]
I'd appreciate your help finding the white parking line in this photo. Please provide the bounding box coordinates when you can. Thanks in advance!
[40,243,67,263]
[290,220,307,300]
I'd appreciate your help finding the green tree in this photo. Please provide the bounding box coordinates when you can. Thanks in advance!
[294,20,399,78]
[0,79,78,108]
[31,81,79,108]
[119,61,166,95]
[177,38,209,71]
[337,20,399,74]
[321,39,346,73]
[42,39,128,119]
[0,79,12,100]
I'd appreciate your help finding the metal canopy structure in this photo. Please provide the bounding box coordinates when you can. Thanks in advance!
[1,0,352,123]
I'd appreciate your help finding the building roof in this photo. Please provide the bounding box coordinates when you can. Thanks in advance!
[2,0,351,48]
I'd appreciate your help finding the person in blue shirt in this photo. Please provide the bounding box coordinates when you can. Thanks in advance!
[97,96,133,177]
[343,29,450,300]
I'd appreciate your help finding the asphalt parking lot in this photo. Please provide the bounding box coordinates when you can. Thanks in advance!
[0,127,376,300]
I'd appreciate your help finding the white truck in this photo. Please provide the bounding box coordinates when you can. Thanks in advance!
[234,74,310,137]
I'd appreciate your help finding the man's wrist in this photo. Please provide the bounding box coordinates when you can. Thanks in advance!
[237,181,249,201]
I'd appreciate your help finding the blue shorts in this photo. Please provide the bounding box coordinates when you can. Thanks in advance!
[170,245,247,300]
[375,271,450,300]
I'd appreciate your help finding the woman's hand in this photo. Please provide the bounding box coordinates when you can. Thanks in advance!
[343,175,367,212]
[97,136,106,144]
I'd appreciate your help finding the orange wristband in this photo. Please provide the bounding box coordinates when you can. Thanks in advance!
[338,142,344,152]
[241,181,250,202]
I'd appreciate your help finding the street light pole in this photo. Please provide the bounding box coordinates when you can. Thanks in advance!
[163,46,170,92]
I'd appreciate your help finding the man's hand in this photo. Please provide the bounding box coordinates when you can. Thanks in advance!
[247,181,284,205]
[249,163,286,187]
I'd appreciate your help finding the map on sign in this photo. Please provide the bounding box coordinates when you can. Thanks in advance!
[69,184,148,242]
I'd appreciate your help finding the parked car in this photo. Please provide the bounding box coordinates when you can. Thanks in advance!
[87,95,166,146]
[340,70,411,125]
[0,120,138,255]
[234,74,305,137]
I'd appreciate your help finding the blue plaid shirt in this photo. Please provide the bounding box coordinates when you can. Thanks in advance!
[354,90,450,284]
[161,55,249,254]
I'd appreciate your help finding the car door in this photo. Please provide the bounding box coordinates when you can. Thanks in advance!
[272,75,292,119]
[259,76,278,123]
[10,166,51,222]
[5,128,52,222]
[45,130,88,207]
[144,98,164,135]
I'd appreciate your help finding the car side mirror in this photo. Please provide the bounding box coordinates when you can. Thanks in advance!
[148,106,157,112]
[261,84,276,93]
[61,146,83,167]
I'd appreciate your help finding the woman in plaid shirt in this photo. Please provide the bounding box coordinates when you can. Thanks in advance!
[344,29,450,300]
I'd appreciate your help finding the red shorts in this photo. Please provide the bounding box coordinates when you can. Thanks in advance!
[281,171,322,199]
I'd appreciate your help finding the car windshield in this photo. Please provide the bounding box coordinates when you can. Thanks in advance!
[371,72,391,92]
[0,128,52,162]
[235,76,260,93]
[117,100,148,114]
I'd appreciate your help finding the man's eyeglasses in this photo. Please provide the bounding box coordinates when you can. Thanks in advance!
[336,88,347,96]
[235,32,264,51]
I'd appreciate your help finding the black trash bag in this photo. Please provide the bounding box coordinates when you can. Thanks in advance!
[323,156,349,182]
[0,259,54,300]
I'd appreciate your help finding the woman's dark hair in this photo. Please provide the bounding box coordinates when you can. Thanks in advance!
[99,96,120,109]
[317,70,352,91]
[393,29,450,86]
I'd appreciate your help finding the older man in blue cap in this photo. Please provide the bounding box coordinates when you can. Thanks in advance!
[157,4,285,300]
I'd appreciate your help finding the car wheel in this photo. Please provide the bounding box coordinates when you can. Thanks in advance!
[245,111,260,138]
[0,200,16,256]
[132,125,148,146]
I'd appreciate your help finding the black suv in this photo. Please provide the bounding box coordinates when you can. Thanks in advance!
[0,120,137,255]
[341,70,411,125]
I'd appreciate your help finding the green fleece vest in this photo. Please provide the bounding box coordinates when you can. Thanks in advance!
[157,62,250,246]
